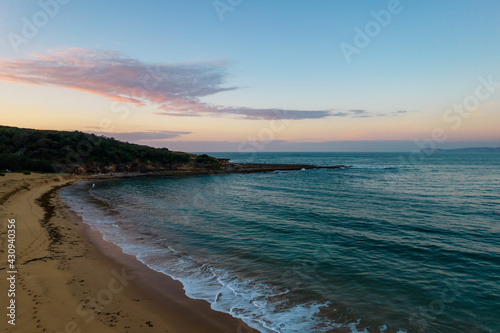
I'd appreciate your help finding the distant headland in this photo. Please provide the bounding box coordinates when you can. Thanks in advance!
[421,147,500,154]
[0,125,347,176]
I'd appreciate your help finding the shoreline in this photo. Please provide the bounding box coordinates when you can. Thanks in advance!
[0,173,257,332]
[82,162,350,180]
[61,192,258,333]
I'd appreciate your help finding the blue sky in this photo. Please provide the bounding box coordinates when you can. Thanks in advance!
[0,0,499,151]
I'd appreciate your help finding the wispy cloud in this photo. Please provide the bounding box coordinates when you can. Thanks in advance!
[155,108,342,120]
[0,48,234,105]
[0,48,408,120]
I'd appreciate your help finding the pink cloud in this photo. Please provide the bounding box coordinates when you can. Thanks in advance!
[0,48,233,108]
[0,48,406,120]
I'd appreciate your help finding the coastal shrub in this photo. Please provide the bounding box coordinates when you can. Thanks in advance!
[0,172,5,176]
[196,154,214,162]
[0,125,194,173]
[23,171,31,175]
[195,154,221,169]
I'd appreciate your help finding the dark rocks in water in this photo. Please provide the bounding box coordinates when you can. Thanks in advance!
[85,162,350,179]
[223,163,348,173]
[421,147,500,153]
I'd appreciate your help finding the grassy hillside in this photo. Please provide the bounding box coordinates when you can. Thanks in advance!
[0,125,196,173]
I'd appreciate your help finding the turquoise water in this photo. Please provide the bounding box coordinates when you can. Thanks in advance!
[61,153,500,332]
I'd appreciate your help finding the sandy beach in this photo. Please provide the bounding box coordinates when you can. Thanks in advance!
[0,173,255,333]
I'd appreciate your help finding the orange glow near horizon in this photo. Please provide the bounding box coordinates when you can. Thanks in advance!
[2,99,500,144]
[1,79,499,146]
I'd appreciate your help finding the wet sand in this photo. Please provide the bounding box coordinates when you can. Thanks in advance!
[0,173,256,333]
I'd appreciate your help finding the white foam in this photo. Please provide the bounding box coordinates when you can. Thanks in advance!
[133,250,346,333]
[61,183,395,333]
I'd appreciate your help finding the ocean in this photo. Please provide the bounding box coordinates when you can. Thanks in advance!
[60,152,500,333]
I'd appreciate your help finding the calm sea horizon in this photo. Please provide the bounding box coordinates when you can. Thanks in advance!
[61,152,500,333]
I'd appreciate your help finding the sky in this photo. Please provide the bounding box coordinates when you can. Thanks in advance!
[0,0,499,152]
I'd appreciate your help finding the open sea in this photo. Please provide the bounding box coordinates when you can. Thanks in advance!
[60,152,500,333]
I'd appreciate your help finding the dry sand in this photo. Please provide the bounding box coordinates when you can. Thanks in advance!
[0,173,256,333]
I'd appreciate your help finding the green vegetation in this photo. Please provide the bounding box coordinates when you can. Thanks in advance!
[0,125,192,173]
[195,154,221,169]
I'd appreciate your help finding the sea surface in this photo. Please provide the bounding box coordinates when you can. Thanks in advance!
[61,152,500,333]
